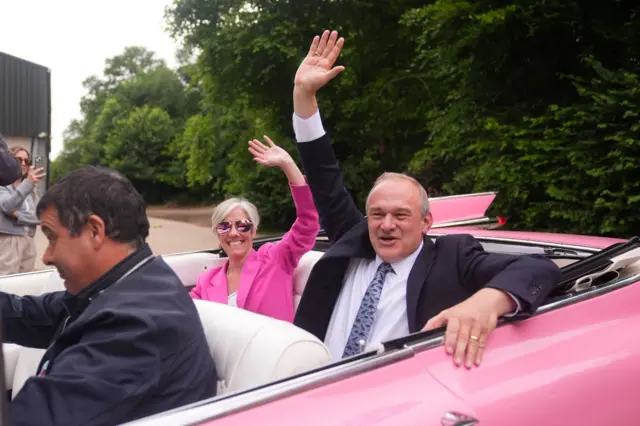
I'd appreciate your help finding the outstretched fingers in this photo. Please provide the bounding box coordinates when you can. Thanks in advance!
[315,30,330,56]
[263,135,275,147]
[324,36,345,68]
[248,146,263,159]
[322,31,338,59]
[307,35,320,57]
[248,139,268,153]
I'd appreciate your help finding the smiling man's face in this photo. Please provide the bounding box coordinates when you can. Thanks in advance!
[40,206,99,294]
[366,179,432,263]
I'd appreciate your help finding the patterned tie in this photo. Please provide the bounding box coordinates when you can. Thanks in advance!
[342,262,394,358]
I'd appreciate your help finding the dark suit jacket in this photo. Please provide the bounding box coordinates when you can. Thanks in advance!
[294,133,562,342]
[0,133,21,186]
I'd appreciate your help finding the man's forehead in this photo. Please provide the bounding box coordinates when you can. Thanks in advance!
[39,206,62,226]
[370,179,420,201]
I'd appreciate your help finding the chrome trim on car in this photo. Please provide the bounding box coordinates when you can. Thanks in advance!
[401,272,640,356]
[427,233,602,253]
[429,192,497,201]
[124,348,415,426]
[404,336,445,353]
[431,217,496,229]
[441,411,479,426]
[536,272,640,315]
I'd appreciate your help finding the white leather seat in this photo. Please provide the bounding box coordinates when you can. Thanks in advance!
[160,252,226,288]
[5,300,332,399]
[0,269,56,297]
[2,343,46,399]
[292,250,324,311]
[41,270,65,293]
[3,343,21,391]
[22,252,225,296]
[2,250,329,398]
[9,347,46,398]
[192,299,331,394]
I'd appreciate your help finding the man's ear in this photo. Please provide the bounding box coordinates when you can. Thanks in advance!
[422,212,434,234]
[86,214,107,249]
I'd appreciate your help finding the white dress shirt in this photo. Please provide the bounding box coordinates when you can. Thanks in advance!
[292,109,519,361]
[228,292,238,307]
[324,242,422,360]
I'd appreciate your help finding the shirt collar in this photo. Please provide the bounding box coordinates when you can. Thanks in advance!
[374,239,425,280]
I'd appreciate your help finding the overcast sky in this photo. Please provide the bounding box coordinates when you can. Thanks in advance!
[0,0,178,158]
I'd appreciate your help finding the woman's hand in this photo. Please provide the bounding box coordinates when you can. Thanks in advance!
[248,136,294,169]
[27,166,46,184]
[248,136,305,186]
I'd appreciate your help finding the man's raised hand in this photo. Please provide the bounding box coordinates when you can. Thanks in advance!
[294,30,345,96]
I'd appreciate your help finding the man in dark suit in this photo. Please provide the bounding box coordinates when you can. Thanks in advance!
[291,30,562,368]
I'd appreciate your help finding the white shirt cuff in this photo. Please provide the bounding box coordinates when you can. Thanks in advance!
[292,110,326,143]
[501,292,522,317]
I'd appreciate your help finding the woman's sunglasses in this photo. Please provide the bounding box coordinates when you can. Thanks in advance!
[215,219,253,234]
[15,157,30,165]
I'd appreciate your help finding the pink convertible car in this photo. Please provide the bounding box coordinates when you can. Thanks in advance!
[1,192,638,425]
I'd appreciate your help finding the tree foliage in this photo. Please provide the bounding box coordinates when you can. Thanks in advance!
[53,1,640,236]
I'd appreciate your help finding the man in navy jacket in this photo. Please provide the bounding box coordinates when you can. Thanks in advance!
[1,166,217,426]
[292,30,562,367]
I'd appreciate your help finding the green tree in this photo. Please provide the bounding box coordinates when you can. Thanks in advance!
[51,47,199,203]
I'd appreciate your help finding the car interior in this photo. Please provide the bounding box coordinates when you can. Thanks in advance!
[1,233,639,422]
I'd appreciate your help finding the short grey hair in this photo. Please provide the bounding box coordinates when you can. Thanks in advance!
[210,197,260,241]
[365,172,430,216]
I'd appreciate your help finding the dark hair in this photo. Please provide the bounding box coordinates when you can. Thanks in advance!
[37,166,149,247]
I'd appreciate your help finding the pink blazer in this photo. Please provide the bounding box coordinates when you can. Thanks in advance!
[190,183,319,322]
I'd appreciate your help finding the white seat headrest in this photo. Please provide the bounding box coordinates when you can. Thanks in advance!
[2,344,46,399]
[292,251,324,312]
[3,344,21,391]
[11,347,46,398]
[192,299,330,394]
[41,270,65,294]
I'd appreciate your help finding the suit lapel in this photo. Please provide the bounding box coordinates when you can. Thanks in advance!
[236,249,260,308]
[406,236,436,333]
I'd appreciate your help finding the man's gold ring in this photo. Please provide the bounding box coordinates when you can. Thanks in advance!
[313,51,320,56]
[470,335,479,341]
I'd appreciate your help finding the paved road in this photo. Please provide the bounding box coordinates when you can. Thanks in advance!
[33,217,218,271]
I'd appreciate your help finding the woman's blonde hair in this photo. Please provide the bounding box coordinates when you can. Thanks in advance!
[10,146,30,161]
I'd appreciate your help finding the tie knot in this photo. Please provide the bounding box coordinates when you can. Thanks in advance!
[377,262,393,276]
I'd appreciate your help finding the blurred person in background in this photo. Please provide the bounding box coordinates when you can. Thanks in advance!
[0,147,46,275]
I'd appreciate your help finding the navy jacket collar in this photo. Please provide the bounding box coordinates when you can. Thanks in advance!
[63,244,154,318]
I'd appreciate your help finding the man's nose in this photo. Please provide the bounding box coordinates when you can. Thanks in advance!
[380,214,395,229]
[42,249,54,266]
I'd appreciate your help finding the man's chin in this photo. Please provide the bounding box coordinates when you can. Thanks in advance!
[374,245,402,263]
[59,275,77,294]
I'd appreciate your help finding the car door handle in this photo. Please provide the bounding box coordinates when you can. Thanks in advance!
[441,411,479,426]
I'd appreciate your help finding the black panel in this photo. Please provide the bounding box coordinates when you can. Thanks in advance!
[0,52,51,138]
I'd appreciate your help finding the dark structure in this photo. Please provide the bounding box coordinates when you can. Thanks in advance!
[0,51,52,190]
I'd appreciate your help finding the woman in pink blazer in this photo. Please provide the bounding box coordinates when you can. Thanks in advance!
[190,136,320,323]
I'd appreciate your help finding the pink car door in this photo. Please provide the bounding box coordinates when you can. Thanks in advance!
[198,353,480,425]
[417,277,640,425]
